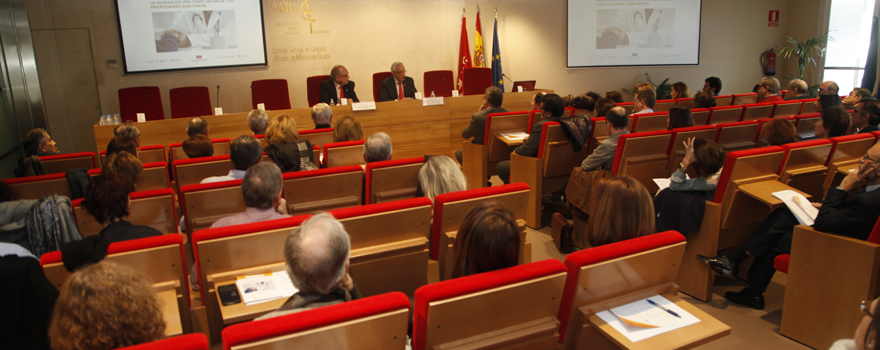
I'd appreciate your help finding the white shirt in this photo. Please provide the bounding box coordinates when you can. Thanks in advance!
[633,108,655,115]
[200,169,246,184]
[335,82,343,101]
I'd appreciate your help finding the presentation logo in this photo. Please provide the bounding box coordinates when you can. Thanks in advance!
[268,0,318,34]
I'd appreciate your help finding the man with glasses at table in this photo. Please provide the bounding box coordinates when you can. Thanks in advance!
[379,62,418,102]
[696,143,880,310]
[319,65,359,105]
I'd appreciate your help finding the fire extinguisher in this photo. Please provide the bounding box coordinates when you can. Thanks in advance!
[761,49,776,76]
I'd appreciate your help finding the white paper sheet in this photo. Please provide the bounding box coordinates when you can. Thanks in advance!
[235,272,298,306]
[772,190,818,226]
[351,101,377,111]
[422,97,444,106]
[500,131,529,141]
[595,295,700,343]
[653,178,671,191]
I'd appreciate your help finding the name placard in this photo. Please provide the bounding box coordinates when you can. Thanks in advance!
[351,102,377,111]
[214,107,223,115]
[422,97,445,106]
[136,113,146,122]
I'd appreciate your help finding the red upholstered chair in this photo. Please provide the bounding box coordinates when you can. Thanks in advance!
[222,292,410,350]
[431,183,531,280]
[777,139,833,198]
[137,144,167,164]
[327,198,433,296]
[794,112,821,141]
[706,105,744,124]
[714,120,760,151]
[120,334,208,350]
[667,125,718,174]
[557,231,728,349]
[773,217,880,349]
[119,86,164,122]
[821,133,877,197]
[755,116,797,139]
[282,165,364,215]
[674,97,695,109]
[630,111,669,133]
[89,161,169,191]
[779,89,789,98]
[72,188,178,236]
[731,92,758,105]
[251,79,291,110]
[372,72,392,101]
[772,100,805,118]
[2,173,71,200]
[611,130,672,193]
[461,111,530,190]
[179,179,245,236]
[322,140,366,168]
[740,102,775,121]
[423,70,455,97]
[40,152,97,174]
[653,99,676,112]
[169,87,212,119]
[413,259,568,350]
[40,235,192,336]
[691,108,710,125]
[364,156,424,204]
[714,94,734,107]
[461,67,493,96]
[306,75,331,107]
[192,214,311,344]
[172,155,234,193]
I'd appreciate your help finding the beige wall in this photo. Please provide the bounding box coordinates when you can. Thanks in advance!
[25,0,815,150]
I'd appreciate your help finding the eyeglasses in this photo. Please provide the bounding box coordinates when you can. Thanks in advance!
[862,300,874,318]
[864,153,879,163]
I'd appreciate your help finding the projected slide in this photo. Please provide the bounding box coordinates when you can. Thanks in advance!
[116,0,266,73]
[568,0,701,67]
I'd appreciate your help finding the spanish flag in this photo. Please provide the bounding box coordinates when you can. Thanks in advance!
[473,9,485,68]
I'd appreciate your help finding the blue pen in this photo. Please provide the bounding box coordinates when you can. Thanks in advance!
[647,299,681,318]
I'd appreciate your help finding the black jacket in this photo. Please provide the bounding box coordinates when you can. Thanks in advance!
[319,79,359,105]
[60,220,161,271]
[379,76,417,101]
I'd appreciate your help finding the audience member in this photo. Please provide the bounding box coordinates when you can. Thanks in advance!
[584,176,655,247]
[450,201,520,278]
[182,134,214,158]
[667,105,694,130]
[113,122,140,145]
[815,106,851,139]
[364,132,393,163]
[759,118,799,147]
[333,116,364,142]
[49,262,165,350]
[1,240,58,350]
[105,135,138,159]
[585,91,603,103]
[605,90,624,103]
[670,82,690,100]
[637,82,655,92]
[496,94,566,184]
[319,64,359,105]
[670,137,725,198]
[820,80,840,95]
[211,162,289,228]
[530,91,546,110]
[697,142,880,310]
[594,98,617,118]
[311,103,333,129]
[264,114,318,172]
[247,109,269,135]
[844,88,874,108]
[202,135,263,183]
[22,128,59,157]
[784,79,810,100]
[815,93,843,113]
[101,152,143,189]
[60,174,161,271]
[830,297,879,350]
[703,76,722,96]
[692,91,717,108]
[582,107,629,171]
[457,86,509,164]
[756,77,784,103]
[570,94,596,112]
[187,116,208,137]
[852,100,880,134]
[418,156,466,202]
[632,89,656,115]
[256,213,361,320]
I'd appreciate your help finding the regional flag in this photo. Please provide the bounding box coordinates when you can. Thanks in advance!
[491,17,503,91]
[457,15,472,90]
[473,10,485,68]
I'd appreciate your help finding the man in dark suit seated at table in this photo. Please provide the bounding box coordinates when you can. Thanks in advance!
[455,86,510,164]
[319,65,358,105]
[379,62,417,102]
[697,142,880,310]
[495,93,565,184]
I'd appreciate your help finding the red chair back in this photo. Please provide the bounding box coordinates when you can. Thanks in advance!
[461,67,493,96]
[707,105,744,124]
[306,75,330,107]
[732,93,758,105]
[714,95,734,106]
[120,333,208,350]
[372,72,393,101]
[712,146,785,203]
[40,152,97,174]
[251,79,290,110]
[119,86,164,122]
[423,70,455,97]
[322,140,366,168]
[169,87,212,119]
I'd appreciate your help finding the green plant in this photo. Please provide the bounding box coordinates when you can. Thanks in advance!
[621,72,672,100]
[779,32,830,89]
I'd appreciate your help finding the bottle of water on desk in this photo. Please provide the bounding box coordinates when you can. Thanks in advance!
[431,91,435,97]
[99,114,107,125]
[113,113,121,124]
[329,98,335,106]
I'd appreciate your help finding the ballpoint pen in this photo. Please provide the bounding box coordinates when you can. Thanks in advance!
[647,299,681,318]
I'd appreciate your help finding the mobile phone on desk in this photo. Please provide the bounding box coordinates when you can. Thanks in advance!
[218,284,241,306]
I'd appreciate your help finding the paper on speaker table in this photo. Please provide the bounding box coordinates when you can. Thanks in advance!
[501,131,529,141]
[351,102,377,111]
[771,190,818,226]
[235,272,298,306]
[596,295,700,343]
[422,97,444,106]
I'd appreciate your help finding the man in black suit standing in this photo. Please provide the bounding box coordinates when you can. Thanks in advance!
[319,65,358,105]
[697,142,880,310]
[379,62,417,102]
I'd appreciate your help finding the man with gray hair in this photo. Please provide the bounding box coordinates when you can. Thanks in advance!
[379,62,417,101]
[319,64,359,105]
[784,79,810,101]
[257,212,360,319]
[582,106,630,171]
[247,109,268,135]
[843,88,873,108]
[186,116,208,137]
[201,135,263,183]
[757,77,784,103]
[311,103,333,129]
[210,162,289,228]
[114,122,141,146]
[456,86,509,164]
[363,132,393,163]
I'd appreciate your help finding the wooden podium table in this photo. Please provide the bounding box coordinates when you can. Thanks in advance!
[93,91,548,161]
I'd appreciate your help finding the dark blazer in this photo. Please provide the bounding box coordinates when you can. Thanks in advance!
[814,187,880,241]
[461,107,510,145]
[60,220,162,272]
[515,116,561,157]
[319,79,359,104]
[379,76,417,102]
[858,125,880,134]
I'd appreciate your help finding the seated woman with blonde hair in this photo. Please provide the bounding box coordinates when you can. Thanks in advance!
[333,115,364,142]
[451,200,521,278]
[418,156,467,202]
[264,114,318,172]
[580,175,655,248]
[49,261,165,350]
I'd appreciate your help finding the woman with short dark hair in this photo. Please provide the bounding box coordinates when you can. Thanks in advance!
[815,106,852,139]
[759,118,799,147]
[667,106,694,130]
[450,201,520,278]
[670,137,726,198]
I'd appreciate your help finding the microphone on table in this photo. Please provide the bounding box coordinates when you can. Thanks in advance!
[140,93,149,114]
[501,73,515,84]
[250,85,260,105]
[216,85,220,108]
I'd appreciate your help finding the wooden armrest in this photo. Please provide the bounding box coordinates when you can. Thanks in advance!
[288,196,360,213]
[721,141,756,150]
[624,154,669,166]
[836,164,858,175]
[374,187,418,202]
[350,237,428,260]
[737,180,810,207]
[785,165,827,177]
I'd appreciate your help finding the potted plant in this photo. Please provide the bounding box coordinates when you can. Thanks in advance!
[779,32,830,95]
[622,72,672,100]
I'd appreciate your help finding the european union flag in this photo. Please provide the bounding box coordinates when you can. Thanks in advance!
[491,17,503,92]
